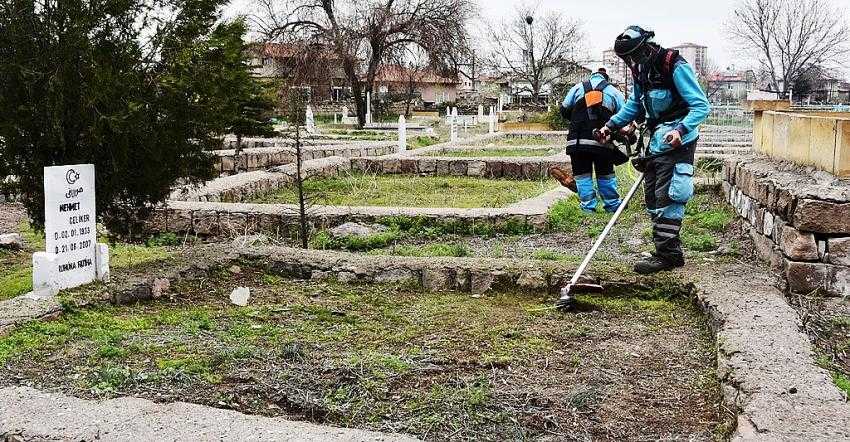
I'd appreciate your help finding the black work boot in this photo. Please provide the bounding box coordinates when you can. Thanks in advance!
[634,254,684,275]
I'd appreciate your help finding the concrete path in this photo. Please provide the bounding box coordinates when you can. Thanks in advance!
[0,387,418,442]
[694,263,850,441]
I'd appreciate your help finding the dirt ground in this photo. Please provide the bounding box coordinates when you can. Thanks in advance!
[794,295,850,398]
[0,265,726,441]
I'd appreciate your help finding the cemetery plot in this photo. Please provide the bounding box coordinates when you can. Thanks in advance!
[0,265,723,440]
[0,209,176,302]
[249,173,556,208]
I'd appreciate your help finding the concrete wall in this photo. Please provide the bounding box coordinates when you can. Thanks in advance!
[753,111,850,177]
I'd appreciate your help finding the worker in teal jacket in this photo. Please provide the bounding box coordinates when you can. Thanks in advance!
[598,26,711,274]
[556,68,627,213]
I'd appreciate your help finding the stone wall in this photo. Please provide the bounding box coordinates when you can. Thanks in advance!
[213,143,398,176]
[350,156,569,180]
[723,155,850,297]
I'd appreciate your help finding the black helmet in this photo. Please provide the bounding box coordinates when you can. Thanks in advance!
[614,26,655,58]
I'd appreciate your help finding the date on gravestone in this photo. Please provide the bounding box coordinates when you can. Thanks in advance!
[44,164,97,290]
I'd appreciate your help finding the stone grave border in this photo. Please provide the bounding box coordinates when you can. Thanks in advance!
[213,140,398,176]
[722,154,850,297]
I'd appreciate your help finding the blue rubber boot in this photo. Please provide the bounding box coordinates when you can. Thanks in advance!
[597,173,621,213]
[575,173,598,213]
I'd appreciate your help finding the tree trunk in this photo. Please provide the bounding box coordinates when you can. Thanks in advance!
[294,125,308,249]
[235,133,243,173]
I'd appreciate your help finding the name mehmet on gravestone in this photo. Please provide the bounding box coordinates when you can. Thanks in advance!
[32,164,109,297]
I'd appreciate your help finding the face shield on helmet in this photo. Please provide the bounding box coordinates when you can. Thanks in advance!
[614,26,655,69]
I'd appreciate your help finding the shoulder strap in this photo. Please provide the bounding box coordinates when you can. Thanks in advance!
[593,79,610,92]
[582,81,593,94]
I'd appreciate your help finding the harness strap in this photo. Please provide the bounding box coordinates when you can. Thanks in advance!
[566,139,606,148]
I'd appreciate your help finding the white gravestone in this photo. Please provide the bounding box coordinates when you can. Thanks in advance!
[450,119,458,143]
[398,115,407,152]
[342,106,349,117]
[489,106,496,134]
[366,92,372,125]
[305,105,316,133]
[40,164,108,293]
[478,104,484,119]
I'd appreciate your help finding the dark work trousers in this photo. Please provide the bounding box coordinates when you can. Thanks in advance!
[569,152,615,177]
[643,140,697,264]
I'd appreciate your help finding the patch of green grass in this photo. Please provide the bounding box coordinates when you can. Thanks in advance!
[834,373,850,397]
[547,197,586,232]
[0,265,32,301]
[682,232,717,252]
[407,136,439,149]
[311,230,401,252]
[145,232,182,247]
[494,135,553,146]
[531,249,578,262]
[422,148,551,158]
[253,173,554,209]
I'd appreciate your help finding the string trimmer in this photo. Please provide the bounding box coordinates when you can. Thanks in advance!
[554,125,646,311]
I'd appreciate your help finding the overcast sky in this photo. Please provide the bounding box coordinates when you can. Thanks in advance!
[477,0,743,70]
[228,0,848,74]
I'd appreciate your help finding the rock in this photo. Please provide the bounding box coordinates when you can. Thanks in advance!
[763,211,775,238]
[793,199,850,234]
[229,265,242,274]
[780,225,819,261]
[422,269,453,292]
[151,278,170,299]
[329,222,385,238]
[828,237,850,267]
[232,234,271,248]
[0,233,23,250]
[229,287,250,306]
[375,268,416,284]
[786,262,830,294]
[471,273,495,294]
[517,270,547,290]
[467,161,486,177]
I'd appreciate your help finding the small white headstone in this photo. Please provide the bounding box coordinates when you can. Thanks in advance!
[450,121,458,143]
[334,113,338,124]
[96,243,110,282]
[366,92,372,125]
[478,104,484,118]
[32,252,60,297]
[398,115,407,152]
[489,106,496,134]
[42,164,101,291]
[342,106,349,117]
[305,105,315,133]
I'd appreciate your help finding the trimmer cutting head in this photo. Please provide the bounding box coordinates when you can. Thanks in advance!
[555,283,605,311]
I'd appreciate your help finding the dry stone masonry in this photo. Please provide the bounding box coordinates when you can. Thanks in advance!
[723,155,850,297]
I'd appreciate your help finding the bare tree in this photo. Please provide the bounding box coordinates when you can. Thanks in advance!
[698,59,724,102]
[485,3,584,103]
[253,0,474,128]
[726,0,849,97]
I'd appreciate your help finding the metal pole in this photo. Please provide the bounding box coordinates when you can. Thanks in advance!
[564,174,645,289]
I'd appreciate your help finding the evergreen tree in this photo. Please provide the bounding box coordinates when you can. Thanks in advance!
[0,0,245,235]
[208,18,277,169]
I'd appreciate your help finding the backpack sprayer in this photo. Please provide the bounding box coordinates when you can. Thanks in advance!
[553,125,646,311]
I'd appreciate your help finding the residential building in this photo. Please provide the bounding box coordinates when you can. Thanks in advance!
[708,70,756,103]
[245,42,348,101]
[370,65,460,106]
[602,49,630,84]
[672,43,708,74]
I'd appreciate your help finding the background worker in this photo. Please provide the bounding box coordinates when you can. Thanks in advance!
[598,26,711,274]
[550,68,626,213]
